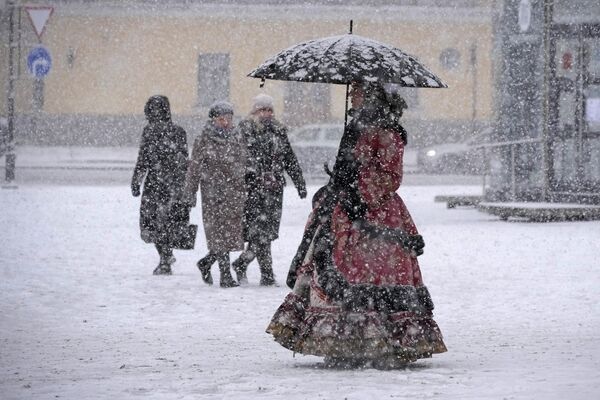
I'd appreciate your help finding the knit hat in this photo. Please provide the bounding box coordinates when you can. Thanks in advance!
[208,100,234,119]
[251,93,274,114]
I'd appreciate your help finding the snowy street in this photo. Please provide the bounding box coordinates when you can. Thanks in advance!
[1,183,599,399]
[2,0,599,397]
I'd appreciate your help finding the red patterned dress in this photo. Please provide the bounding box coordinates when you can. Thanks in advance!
[267,125,446,365]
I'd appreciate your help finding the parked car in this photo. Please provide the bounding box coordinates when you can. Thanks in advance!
[288,123,344,178]
[417,129,491,174]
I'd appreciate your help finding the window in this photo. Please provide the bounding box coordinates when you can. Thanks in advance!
[439,48,461,70]
[197,53,230,108]
[324,127,343,142]
[295,127,319,142]
[283,82,331,126]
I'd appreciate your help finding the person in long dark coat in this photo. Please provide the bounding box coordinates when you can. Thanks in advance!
[183,101,246,288]
[131,95,189,275]
[232,94,307,286]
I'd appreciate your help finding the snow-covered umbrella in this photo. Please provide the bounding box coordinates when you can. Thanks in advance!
[248,25,445,289]
[248,24,446,132]
[248,33,446,88]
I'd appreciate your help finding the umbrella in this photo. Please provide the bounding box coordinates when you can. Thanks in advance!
[248,33,446,88]
[248,24,446,288]
[248,25,446,134]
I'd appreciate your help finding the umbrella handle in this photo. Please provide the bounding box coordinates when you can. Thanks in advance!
[343,83,350,132]
[343,19,352,132]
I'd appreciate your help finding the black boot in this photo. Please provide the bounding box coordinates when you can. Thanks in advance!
[259,265,276,286]
[154,246,174,275]
[196,258,214,285]
[259,274,276,286]
[256,244,276,286]
[153,262,172,275]
[232,258,248,286]
[219,266,239,288]
[218,253,238,288]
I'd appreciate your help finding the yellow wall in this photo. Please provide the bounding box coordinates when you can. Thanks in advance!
[3,3,494,123]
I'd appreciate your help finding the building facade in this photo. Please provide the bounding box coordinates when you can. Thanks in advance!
[1,0,494,146]
[487,0,600,205]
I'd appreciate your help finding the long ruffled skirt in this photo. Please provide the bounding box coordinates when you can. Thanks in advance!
[267,285,447,365]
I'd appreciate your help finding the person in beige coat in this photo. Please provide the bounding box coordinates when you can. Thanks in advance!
[183,101,247,288]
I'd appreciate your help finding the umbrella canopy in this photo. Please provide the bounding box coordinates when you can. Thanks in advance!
[248,34,446,88]
[249,32,447,290]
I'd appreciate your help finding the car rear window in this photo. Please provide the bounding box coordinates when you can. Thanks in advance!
[295,128,320,141]
[323,127,343,142]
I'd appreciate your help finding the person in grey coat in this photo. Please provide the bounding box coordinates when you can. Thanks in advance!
[131,95,189,275]
[183,101,247,288]
[232,94,307,286]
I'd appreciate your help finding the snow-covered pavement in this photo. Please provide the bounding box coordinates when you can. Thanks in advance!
[1,184,599,399]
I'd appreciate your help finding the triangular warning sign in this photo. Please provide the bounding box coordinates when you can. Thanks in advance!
[25,6,54,41]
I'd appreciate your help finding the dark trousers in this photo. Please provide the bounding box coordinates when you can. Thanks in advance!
[198,251,230,269]
[155,244,173,264]
[234,241,273,279]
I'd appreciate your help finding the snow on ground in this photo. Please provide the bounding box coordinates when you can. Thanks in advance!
[1,183,599,399]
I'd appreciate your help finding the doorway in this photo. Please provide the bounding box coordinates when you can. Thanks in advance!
[549,24,600,203]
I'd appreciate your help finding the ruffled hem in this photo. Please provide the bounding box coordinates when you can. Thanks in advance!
[266,292,308,352]
[267,292,447,363]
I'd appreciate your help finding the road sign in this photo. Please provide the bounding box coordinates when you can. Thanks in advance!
[27,46,52,78]
[25,6,54,40]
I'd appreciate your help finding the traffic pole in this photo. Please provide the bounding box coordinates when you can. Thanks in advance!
[4,0,17,187]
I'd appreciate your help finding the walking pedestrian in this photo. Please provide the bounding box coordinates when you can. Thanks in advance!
[232,94,307,286]
[131,95,189,275]
[183,101,246,288]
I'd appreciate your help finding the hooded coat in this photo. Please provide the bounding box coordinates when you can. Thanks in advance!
[132,96,189,246]
[238,117,306,243]
[184,120,246,252]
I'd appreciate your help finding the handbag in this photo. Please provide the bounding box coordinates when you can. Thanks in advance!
[170,201,198,250]
[171,223,198,250]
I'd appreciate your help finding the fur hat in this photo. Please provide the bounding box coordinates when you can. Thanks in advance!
[208,100,234,119]
[356,83,408,140]
[251,93,274,114]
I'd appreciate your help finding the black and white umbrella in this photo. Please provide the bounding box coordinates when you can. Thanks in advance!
[248,33,446,88]
[248,27,446,289]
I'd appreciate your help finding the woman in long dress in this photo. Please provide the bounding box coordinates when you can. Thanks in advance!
[266,83,447,368]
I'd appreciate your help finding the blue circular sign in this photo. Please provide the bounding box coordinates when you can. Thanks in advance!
[27,46,52,78]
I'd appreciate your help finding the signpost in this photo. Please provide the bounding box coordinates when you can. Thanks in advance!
[3,0,17,186]
[3,3,53,185]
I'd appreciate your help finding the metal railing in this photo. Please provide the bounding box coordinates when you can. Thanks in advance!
[474,137,544,202]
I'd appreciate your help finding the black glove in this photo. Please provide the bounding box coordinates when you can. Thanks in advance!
[404,234,425,256]
[131,182,141,197]
[297,185,307,199]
